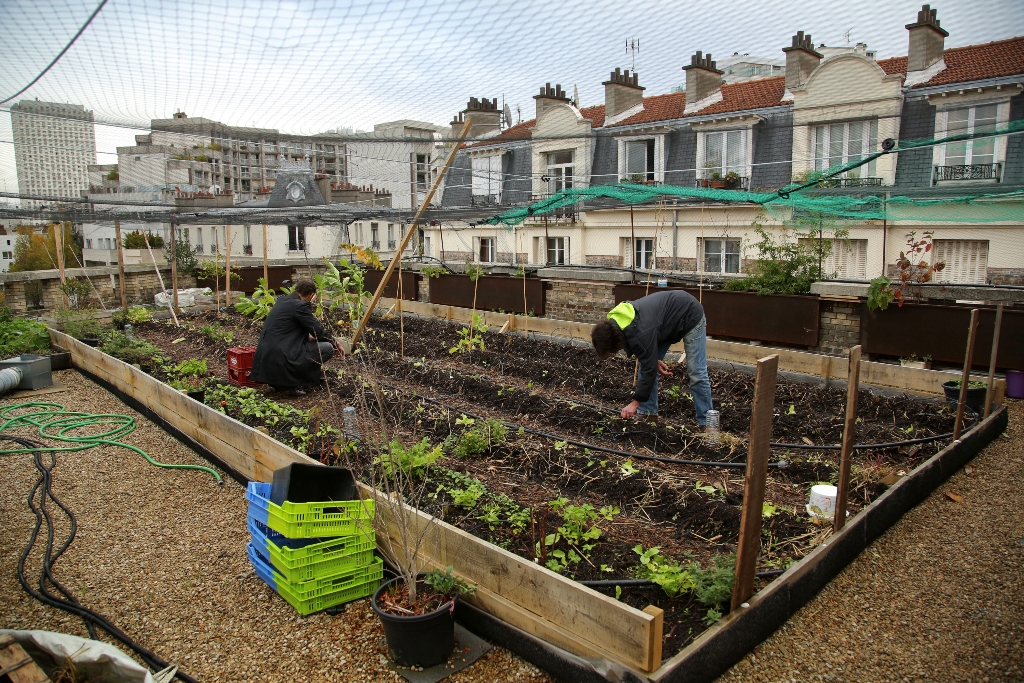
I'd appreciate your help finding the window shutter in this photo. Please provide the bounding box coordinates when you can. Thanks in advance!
[934,240,989,283]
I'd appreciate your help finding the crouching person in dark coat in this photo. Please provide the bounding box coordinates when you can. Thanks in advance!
[249,278,342,393]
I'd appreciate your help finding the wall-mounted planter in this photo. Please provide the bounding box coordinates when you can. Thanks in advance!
[614,285,819,347]
[363,269,419,301]
[428,274,545,316]
[196,265,292,294]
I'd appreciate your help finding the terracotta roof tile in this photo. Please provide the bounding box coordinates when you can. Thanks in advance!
[468,104,605,149]
[878,36,1024,87]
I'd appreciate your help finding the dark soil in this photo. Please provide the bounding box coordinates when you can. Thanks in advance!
[126,309,960,656]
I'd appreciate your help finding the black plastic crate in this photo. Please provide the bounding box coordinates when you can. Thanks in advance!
[271,463,357,505]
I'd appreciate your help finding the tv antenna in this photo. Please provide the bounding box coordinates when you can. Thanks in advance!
[626,38,640,72]
[843,28,853,45]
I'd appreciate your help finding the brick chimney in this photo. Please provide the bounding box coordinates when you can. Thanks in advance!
[603,68,645,119]
[450,97,501,139]
[682,52,724,104]
[533,83,571,120]
[906,4,948,72]
[782,31,822,91]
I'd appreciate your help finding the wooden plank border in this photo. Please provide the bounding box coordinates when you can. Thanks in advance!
[49,329,661,674]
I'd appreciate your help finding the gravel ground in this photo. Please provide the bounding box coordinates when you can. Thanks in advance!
[718,399,1023,683]
[0,370,552,683]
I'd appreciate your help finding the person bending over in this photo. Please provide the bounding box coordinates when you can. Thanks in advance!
[591,289,713,426]
[250,278,342,394]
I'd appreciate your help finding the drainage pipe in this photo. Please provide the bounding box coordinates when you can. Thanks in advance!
[0,367,23,395]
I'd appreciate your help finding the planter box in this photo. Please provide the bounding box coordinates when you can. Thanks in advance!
[363,269,418,301]
[429,274,545,316]
[614,285,820,347]
[861,302,1024,370]
[196,265,292,294]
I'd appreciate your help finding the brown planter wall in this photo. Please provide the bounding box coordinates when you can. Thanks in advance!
[861,302,1024,370]
[613,285,820,347]
[428,274,545,316]
[363,269,419,301]
[196,265,292,294]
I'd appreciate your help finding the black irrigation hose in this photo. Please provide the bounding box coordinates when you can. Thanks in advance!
[6,434,201,683]
[579,569,785,588]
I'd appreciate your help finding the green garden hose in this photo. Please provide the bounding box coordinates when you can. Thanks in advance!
[0,401,223,484]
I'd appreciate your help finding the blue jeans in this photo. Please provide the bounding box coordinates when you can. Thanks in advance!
[308,341,335,363]
[637,316,714,425]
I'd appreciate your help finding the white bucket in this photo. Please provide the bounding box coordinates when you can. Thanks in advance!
[806,484,839,519]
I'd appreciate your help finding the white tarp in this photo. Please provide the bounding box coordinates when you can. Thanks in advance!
[0,629,165,683]
[154,287,211,308]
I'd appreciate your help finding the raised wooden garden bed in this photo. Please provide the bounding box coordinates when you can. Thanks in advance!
[363,269,419,301]
[196,265,292,294]
[428,273,546,316]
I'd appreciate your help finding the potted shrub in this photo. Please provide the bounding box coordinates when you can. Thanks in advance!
[941,378,987,414]
[371,566,476,667]
[900,354,932,370]
[724,171,741,189]
[708,171,726,189]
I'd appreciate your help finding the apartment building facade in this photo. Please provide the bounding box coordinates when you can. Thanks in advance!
[11,100,97,208]
[436,5,1024,285]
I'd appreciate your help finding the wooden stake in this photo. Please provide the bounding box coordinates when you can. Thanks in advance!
[953,309,980,440]
[833,345,862,532]
[145,226,179,326]
[984,304,1003,419]
[114,220,127,310]
[170,223,179,314]
[262,224,269,286]
[54,223,67,307]
[225,224,232,309]
[731,354,779,612]
[351,119,473,346]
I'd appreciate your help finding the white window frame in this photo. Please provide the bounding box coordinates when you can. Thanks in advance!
[471,154,503,203]
[616,135,665,183]
[479,237,496,263]
[545,151,574,195]
[939,104,1004,168]
[288,225,306,252]
[634,238,654,270]
[812,120,879,178]
[546,236,567,265]
[696,129,751,181]
[699,237,742,274]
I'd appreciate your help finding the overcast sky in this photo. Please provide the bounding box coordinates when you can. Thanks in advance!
[1,0,1022,197]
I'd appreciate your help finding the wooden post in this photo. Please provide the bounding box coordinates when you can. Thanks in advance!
[262,224,269,286]
[351,119,474,346]
[170,223,179,314]
[225,224,232,309]
[114,220,127,310]
[953,309,980,440]
[54,223,67,306]
[731,354,779,612]
[143,227,178,326]
[833,345,862,532]
[984,304,1003,419]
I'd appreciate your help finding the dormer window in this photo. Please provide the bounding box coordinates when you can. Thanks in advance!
[471,154,502,204]
[813,120,879,183]
[936,104,1001,182]
[546,151,574,194]
[617,136,665,183]
[695,128,751,188]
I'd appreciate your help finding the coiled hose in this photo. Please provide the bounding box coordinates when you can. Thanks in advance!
[0,402,222,483]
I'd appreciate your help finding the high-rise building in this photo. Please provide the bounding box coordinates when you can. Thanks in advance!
[11,100,96,207]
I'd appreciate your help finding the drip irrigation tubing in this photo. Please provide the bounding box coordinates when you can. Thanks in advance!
[6,431,200,683]
[0,402,223,484]
[375,378,786,469]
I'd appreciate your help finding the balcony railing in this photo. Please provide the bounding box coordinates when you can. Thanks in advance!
[387,240,397,250]
[243,244,253,255]
[195,244,204,254]
[934,163,1002,183]
[371,240,381,250]
[816,176,883,188]
[696,176,749,191]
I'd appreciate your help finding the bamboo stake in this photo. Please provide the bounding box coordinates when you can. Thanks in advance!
[953,309,980,440]
[984,304,1003,419]
[115,220,127,310]
[225,224,232,310]
[833,345,862,532]
[351,119,473,346]
[731,354,779,612]
[262,224,269,286]
[144,226,178,326]
[170,223,179,314]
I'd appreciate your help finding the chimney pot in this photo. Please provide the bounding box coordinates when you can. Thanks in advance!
[783,31,823,91]
[682,50,724,104]
[906,3,948,71]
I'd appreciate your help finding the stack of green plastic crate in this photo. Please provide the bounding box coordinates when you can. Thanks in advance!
[246,481,382,615]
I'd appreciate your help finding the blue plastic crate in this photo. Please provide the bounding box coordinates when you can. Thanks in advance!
[246,481,373,539]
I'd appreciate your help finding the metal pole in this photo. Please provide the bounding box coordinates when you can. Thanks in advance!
[170,223,179,314]
[953,309,980,440]
[115,220,127,310]
[351,118,473,346]
[262,224,269,286]
[731,354,779,612]
[984,304,1003,419]
[834,345,862,532]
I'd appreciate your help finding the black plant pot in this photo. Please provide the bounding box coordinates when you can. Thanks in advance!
[80,338,100,347]
[187,389,206,403]
[49,352,72,371]
[372,575,456,668]
[941,380,986,415]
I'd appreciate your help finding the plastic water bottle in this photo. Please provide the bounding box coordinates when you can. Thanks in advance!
[124,323,133,340]
[705,409,720,446]
[342,406,360,441]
